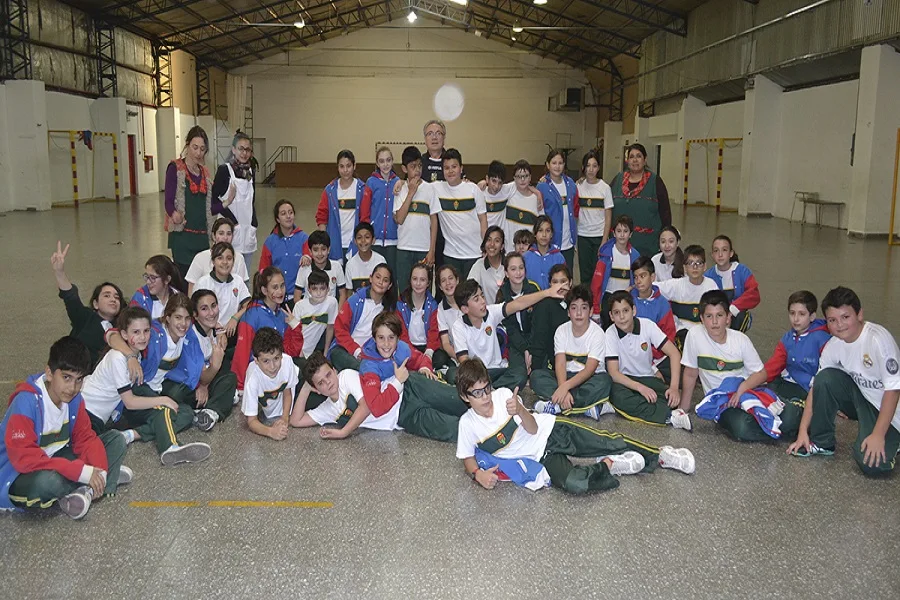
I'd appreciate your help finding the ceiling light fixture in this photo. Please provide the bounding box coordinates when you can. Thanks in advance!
[448,0,468,5]
[511,35,517,41]
[293,20,305,28]
[407,11,417,23]
[533,0,547,5]
[512,23,523,33]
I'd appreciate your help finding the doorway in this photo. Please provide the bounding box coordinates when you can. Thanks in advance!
[127,134,137,197]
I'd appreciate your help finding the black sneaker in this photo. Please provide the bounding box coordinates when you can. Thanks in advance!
[193,409,218,432]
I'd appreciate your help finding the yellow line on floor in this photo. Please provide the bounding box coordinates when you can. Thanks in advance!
[130,501,200,508]
[207,500,333,509]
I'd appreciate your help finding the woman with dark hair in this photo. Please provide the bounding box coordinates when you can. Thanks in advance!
[211,131,258,269]
[165,125,218,277]
[610,143,672,258]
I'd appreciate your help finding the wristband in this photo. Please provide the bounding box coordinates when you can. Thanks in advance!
[230,315,239,322]
[126,352,139,360]
[470,468,481,481]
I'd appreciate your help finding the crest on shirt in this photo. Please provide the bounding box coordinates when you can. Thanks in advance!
[863,354,873,368]
[453,200,459,210]
[341,408,353,418]
[485,326,493,337]
[340,199,345,208]
[692,307,699,318]
[232,287,239,297]
[887,358,899,375]
[331,276,337,284]
[716,360,726,371]
[519,211,524,220]
[586,198,593,206]
[496,432,507,445]
[641,342,648,352]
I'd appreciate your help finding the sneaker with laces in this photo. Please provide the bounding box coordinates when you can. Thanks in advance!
[58,486,92,520]
[233,390,243,406]
[669,408,693,431]
[585,402,615,420]
[193,408,218,432]
[602,451,645,475]
[533,400,561,415]
[658,446,696,474]
[118,465,134,486]
[160,442,212,466]
[793,443,835,458]
[120,429,136,445]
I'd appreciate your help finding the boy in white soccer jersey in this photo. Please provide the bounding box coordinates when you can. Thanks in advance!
[530,284,614,420]
[455,358,694,494]
[604,290,691,430]
[481,160,512,232]
[295,230,347,304]
[241,327,299,441]
[432,148,488,277]
[655,244,719,350]
[448,278,567,389]
[680,291,777,442]
[292,270,338,358]
[394,145,441,289]
[788,287,900,475]
[344,221,386,292]
[505,160,545,245]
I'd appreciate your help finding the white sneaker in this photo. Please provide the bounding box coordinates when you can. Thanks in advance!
[602,451,645,475]
[659,446,696,474]
[120,429,136,445]
[233,390,243,406]
[160,442,212,466]
[585,402,615,420]
[599,402,616,416]
[768,399,785,416]
[193,408,219,432]
[669,408,693,431]
[118,465,134,486]
[58,486,92,520]
[533,400,561,415]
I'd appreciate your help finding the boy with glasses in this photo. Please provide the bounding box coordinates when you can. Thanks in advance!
[655,245,718,351]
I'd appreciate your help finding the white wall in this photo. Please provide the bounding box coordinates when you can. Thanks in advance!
[125,105,161,195]
[776,80,857,227]
[235,25,595,166]
[46,92,95,204]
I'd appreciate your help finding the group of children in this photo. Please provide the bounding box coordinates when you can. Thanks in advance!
[2,145,898,520]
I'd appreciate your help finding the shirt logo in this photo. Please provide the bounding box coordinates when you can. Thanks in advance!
[453,200,459,210]
[519,211,524,220]
[485,326,493,337]
[586,198,592,206]
[232,287,239,297]
[11,430,25,440]
[887,358,899,375]
[863,354,873,368]
[496,432,507,445]
[340,199,346,208]
[692,307,699,318]
[641,342,648,351]
[716,360,726,371]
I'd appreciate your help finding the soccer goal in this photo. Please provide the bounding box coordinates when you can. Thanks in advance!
[682,137,743,213]
[48,130,121,207]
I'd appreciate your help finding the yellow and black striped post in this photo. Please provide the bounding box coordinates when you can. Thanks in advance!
[69,131,79,206]
[715,138,724,213]
[683,141,690,206]
[111,134,121,201]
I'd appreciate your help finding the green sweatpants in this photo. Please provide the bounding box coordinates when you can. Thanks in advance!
[530,368,611,415]
[767,377,807,402]
[576,235,602,286]
[396,373,468,442]
[809,368,900,475]
[396,249,428,294]
[185,369,238,422]
[609,375,672,426]
[730,310,752,332]
[374,244,398,274]
[443,256,477,281]
[127,382,195,455]
[540,417,659,494]
[432,348,453,372]
[9,430,127,507]
[330,346,361,372]
[446,349,528,390]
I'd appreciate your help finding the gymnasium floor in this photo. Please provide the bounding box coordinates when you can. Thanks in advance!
[0,188,898,599]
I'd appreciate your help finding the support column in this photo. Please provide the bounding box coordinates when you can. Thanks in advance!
[678,95,709,205]
[849,45,900,236]
[633,114,658,175]
[739,75,783,217]
[602,120,623,181]
[4,80,50,211]
[89,97,127,201]
[156,106,180,189]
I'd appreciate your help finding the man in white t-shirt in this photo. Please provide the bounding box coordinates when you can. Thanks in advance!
[432,148,488,277]
[680,290,774,442]
[789,287,900,474]
[394,146,441,289]
[530,284,615,421]
[454,358,695,494]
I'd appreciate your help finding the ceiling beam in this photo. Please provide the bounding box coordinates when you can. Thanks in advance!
[578,0,687,37]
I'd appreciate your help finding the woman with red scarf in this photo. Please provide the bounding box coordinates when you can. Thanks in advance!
[610,143,672,258]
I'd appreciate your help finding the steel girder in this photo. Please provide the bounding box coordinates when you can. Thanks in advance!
[0,0,33,80]
[96,20,118,96]
[576,0,686,37]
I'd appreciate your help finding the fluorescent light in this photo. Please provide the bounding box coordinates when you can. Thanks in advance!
[448,0,467,5]
[293,20,304,28]
[511,36,517,41]
[512,24,523,33]
[533,0,547,4]
[407,11,417,23]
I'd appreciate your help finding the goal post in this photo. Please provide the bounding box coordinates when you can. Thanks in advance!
[48,130,121,207]
[683,137,743,213]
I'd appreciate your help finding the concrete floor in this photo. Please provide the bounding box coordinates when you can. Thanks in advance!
[1,189,898,599]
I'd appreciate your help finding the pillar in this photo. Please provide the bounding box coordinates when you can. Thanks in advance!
[89,97,127,201]
[156,106,180,189]
[602,120,623,181]
[739,75,783,217]
[4,80,51,211]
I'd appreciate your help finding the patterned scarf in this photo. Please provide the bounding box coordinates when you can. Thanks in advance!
[621,170,651,198]
[167,158,215,241]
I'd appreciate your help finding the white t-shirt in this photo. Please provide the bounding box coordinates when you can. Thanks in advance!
[194,273,251,326]
[467,258,506,306]
[296,260,347,299]
[81,350,132,423]
[681,326,764,393]
[242,354,299,421]
[35,376,70,457]
[456,388,556,460]
[437,299,461,344]
[408,305,427,347]
[194,324,214,363]
[554,321,606,374]
[451,303,507,368]
[483,182,514,230]
[606,317,668,378]
[505,188,543,243]
[606,247,633,294]
[306,369,403,431]
[292,295,339,357]
[554,181,573,250]
[651,253,675,282]
[818,322,900,432]
[351,296,385,348]
[576,179,614,237]
[656,277,719,331]
[433,181,488,259]
[715,264,735,291]
[394,180,441,252]
[344,250,386,291]
[147,325,184,392]
[186,249,249,284]
[337,178,359,249]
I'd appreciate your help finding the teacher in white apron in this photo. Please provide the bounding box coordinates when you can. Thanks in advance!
[212,132,258,269]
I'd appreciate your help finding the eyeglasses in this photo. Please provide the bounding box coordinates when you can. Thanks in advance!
[466,383,492,399]
[514,174,530,180]
[425,131,445,138]
[143,273,160,283]
[685,260,706,267]
[236,146,252,153]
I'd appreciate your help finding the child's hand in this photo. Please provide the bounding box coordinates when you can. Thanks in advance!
[225,317,239,337]
[300,255,312,267]
[88,469,106,498]
[407,177,420,197]
[787,433,811,456]
[158,396,179,412]
[393,180,403,196]
[394,358,410,383]
[475,465,500,489]
[269,419,288,441]
[551,388,573,411]
[171,210,184,225]
[319,426,349,440]
[418,367,437,380]
[424,250,435,267]
[665,386,680,408]
[506,387,521,416]
[126,356,144,385]
[210,330,226,363]
[195,385,209,407]
[547,280,570,299]
[50,241,69,273]
[861,432,887,468]
[638,384,658,404]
